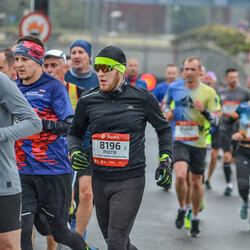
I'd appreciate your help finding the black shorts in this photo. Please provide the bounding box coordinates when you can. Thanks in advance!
[76,148,92,178]
[220,129,233,152]
[211,129,220,149]
[0,193,22,233]
[20,173,72,225]
[220,129,238,155]
[173,141,207,175]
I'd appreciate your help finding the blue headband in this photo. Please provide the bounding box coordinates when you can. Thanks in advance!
[70,39,91,59]
[14,41,44,66]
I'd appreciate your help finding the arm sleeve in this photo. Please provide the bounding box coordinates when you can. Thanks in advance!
[201,108,219,127]
[161,89,172,113]
[145,91,173,159]
[42,115,74,137]
[67,97,89,155]
[0,76,42,142]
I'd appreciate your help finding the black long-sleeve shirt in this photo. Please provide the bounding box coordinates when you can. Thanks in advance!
[67,79,172,181]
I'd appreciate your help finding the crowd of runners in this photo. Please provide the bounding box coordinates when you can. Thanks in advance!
[0,35,249,250]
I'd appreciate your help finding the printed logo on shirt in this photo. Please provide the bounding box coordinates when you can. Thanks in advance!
[39,89,46,93]
[25,91,44,97]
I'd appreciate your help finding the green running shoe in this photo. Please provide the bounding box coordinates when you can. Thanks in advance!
[184,209,192,229]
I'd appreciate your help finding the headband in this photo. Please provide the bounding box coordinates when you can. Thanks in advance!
[95,57,126,74]
[14,41,45,66]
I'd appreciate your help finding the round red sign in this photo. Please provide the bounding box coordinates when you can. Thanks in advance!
[19,11,51,43]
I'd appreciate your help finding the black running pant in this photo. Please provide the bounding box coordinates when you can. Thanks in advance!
[21,213,88,250]
[235,146,250,201]
[92,175,145,250]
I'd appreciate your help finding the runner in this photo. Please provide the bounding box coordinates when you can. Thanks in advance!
[152,64,179,103]
[125,58,148,89]
[0,72,42,250]
[164,56,220,237]
[218,68,250,196]
[228,101,250,230]
[65,39,99,240]
[14,35,90,250]
[43,49,87,250]
[203,72,222,190]
[0,48,17,80]
[67,45,173,249]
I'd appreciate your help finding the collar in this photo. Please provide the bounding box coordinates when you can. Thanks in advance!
[106,77,128,98]
[70,67,92,79]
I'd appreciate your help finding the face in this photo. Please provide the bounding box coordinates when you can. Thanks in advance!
[199,66,206,82]
[204,77,216,89]
[183,59,201,85]
[15,55,42,85]
[0,53,12,78]
[225,71,238,89]
[70,46,90,72]
[126,59,139,77]
[165,66,178,84]
[43,57,68,83]
[97,67,123,92]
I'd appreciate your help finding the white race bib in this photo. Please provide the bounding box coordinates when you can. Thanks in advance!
[92,133,130,167]
[175,121,199,141]
[222,101,239,117]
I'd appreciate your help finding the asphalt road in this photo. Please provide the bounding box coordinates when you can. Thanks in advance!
[34,124,250,250]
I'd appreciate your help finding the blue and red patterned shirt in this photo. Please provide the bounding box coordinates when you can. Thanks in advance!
[15,72,74,175]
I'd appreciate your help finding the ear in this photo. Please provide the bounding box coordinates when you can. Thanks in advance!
[11,64,18,80]
[63,64,69,74]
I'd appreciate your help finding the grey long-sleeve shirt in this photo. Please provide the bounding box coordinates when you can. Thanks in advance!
[0,72,42,196]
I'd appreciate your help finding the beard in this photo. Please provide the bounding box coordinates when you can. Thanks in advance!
[99,71,122,92]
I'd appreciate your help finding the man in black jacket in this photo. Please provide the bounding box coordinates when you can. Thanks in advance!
[67,46,173,250]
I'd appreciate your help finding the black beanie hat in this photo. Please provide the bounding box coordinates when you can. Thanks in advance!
[96,46,126,66]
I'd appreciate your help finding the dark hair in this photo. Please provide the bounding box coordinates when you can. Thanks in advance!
[16,35,45,50]
[225,68,238,76]
[0,48,14,67]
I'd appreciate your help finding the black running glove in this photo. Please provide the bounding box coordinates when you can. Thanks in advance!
[155,157,172,189]
[70,151,89,171]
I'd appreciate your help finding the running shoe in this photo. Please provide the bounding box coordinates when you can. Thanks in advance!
[184,209,192,229]
[199,198,205,212]
[224,186,232,196]
[175,209,186,229]
[239,200,248,220]
[205,180,211,190]
[189,219,201,237]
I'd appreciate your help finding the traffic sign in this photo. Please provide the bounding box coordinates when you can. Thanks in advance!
[19,11,51,43]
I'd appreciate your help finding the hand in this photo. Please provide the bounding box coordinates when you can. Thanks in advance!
[155,159,172,189]
[165,110,174,122]
[232,132,244,141]
[70,151,89,171]
[193,99,204,112]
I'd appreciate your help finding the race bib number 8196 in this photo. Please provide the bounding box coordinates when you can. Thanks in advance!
[92,133,130,167]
